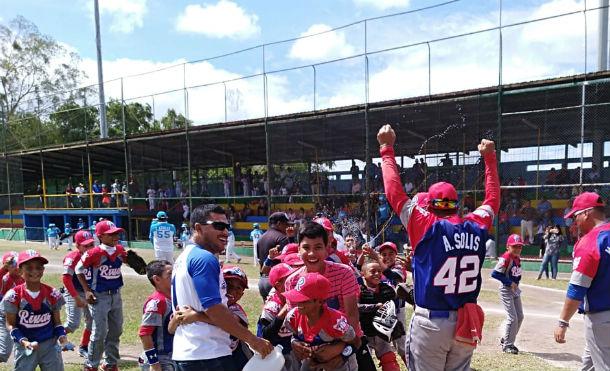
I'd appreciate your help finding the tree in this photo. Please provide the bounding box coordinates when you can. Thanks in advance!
[0,16,85,122]
[106,100,155,136]
[50,101,99,143]
[160,108,190,130]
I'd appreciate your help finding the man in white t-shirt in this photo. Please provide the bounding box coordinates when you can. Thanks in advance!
[171,204,272,370]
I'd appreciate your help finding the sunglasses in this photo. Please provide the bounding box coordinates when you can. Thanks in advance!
[430,199,458,210]
[203,220,231,231]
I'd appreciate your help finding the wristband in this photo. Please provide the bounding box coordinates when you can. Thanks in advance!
[144,348,159,365]
[341,345,354,360]
[558,319,569,328]
[10,328,27,344]
[53,325,67,338]
[264,257,275,267]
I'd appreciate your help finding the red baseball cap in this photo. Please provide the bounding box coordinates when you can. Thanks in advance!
[275,243,299,261]
[377,242,397,253]
[314,217,333,232]
[565,192,605,219]
[269,263,295,286]
[283,272,330,304]
[95,220,124,236]
[74,230,95,246]
[17,250,49,267]
[2,251,18,265]
[282,253,304,267]
[428,182,458,202]
[506,234,524,247]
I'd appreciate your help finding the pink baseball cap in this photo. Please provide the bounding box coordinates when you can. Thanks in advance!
[283,272,330,304]
[95,220,124,236]
[74,230,95,246]
[274,243,299,261]
[428,182,458,202]
[377,242,397,253]
[269,263,295,286]
[2,251,18,265]
[565,192,605,218]
[506,234,524,247]
[314,217,333,232]
[17,250,49,267]
[282,253,304,267]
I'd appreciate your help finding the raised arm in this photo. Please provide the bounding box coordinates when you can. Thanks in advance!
[377,125,410,215]
[479,139,500,215]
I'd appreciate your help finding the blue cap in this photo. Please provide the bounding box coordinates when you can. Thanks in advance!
[49,223,55,227]
[65,223,70,227]
[156,211,168,219]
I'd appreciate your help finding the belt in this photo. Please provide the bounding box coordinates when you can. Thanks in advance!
[415,307,455,319]
[260,274,269,278]
[96,289,120,295]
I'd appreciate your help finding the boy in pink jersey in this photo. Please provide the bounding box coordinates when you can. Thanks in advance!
[284,272,358,371]
[0,251,21,362]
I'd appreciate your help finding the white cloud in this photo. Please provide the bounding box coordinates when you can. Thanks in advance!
[96,0,148,33]
[176,1,260,39]
[288,24,356,61]
[353,0,410,11]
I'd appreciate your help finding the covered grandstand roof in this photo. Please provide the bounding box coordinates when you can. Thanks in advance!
[8,71,610,181]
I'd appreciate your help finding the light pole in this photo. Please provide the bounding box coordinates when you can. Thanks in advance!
[94,0,107,138]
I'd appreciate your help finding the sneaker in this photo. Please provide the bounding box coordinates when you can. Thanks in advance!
[78,346,88,358]
[502,345,519,354]
[499,337,505,345]
[237,258,242,263]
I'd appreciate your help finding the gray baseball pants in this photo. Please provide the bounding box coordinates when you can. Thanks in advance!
[393,306,407,361]
[581,339,594,371]
[584,309,610,370]
[0,312,12,362]
[406,307,475,371]
[499,286,523,347]
[154,250,174,264]
[14,337,64,371]
[85,290,123,368]
[300,354,357,371]
[63,290,93,333]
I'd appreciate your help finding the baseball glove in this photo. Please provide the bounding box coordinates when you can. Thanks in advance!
[126,250,147,275]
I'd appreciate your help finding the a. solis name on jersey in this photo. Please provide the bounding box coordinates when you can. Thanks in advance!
[442,232,481,252]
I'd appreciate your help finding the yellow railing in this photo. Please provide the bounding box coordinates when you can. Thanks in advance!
[23,192,129,210]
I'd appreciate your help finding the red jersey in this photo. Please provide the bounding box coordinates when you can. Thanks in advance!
[284,305,355,346]
[0,273,24,297]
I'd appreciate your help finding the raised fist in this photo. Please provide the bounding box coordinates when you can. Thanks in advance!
[478,139,495,155]
[377,124,396,147]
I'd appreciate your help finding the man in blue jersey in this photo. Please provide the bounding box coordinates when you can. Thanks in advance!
[171,204,273,371]
[150,211,176,263]
[250,223,264,266]
[554,192,610,370]
[378,124,500,371]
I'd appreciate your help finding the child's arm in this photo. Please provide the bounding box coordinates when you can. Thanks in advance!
[491,258,512,286]
[62,274,86,308]
[358,302,382,313]
[5,312,39,351]
[139,333,162,371]
[52,310,72,350]
[258,303,289,340]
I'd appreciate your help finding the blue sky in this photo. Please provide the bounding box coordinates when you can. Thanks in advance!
[0,0,598,124]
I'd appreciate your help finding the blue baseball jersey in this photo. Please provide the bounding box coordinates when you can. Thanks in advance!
[139,291,173,355]
[570,223,610,313]
[64,226,72,235]
[150,222,176,251]
[47,227,59,238]
[412,219,488,310]
[77,221,85,230]
[250,229,263,241]
[2,284,64,343]
[77,245,126,292]
[492,252,522,285]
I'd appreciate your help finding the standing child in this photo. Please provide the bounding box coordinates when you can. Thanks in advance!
[222,266,253,369]
[62,230,95,358]
[283,272,358,371]
[63,223,74,251]
[358,261,402,371]
[47,223,60,250]
[2,250,73,371]
[179,223,189,249]
[491,234,524,354]
[257,263,300,371]
[0,251,22,362]
[76,220,133,371]
[138,260,177,371]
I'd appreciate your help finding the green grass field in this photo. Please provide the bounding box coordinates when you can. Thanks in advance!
[0,241,569,370]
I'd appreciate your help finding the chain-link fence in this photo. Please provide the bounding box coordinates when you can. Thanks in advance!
[1,0,609,252]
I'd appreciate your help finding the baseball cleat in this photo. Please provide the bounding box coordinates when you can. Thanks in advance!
[502,345,519,354]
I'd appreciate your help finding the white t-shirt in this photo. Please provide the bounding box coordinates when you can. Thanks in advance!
[334,232,346,252]
[172,244,231,361]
